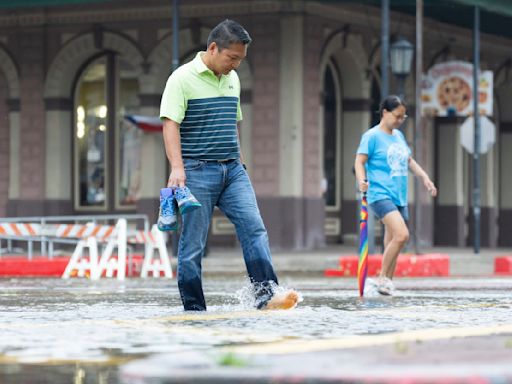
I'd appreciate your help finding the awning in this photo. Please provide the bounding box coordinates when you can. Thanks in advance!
[452,0,512,18]
[0,0,115,8]
[355,0,512,40]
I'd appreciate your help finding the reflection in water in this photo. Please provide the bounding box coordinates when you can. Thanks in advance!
[0,363,116,384]
[0,277,511,383]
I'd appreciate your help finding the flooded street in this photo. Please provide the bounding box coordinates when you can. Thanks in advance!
[1,276,512,383]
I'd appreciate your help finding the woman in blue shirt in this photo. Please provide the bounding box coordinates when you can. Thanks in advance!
[354,95,437,295]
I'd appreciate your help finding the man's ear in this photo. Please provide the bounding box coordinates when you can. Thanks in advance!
[207,42,217,55]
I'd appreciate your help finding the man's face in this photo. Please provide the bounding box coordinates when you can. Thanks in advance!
[208,42,247,75]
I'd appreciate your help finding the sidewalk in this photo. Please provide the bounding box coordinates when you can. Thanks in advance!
[202,245,512,277]
[1,244,511,278]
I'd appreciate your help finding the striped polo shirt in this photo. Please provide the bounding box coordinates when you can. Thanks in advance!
[160,52,242,161]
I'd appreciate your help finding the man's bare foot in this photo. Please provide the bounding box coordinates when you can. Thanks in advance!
[263,290,299,310]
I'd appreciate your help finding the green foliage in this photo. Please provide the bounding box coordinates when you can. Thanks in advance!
[217,352,247,367]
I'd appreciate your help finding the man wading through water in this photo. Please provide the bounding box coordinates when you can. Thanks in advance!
[160,19,299,311]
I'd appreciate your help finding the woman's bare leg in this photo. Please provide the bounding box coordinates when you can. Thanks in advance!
[379,211,409,279]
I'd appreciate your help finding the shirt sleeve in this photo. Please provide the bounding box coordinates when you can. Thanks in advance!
[357,131,372,155]
[160,72,186,124]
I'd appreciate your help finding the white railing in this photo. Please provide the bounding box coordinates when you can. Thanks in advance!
[0,214,149,259]
[0,214,173,280]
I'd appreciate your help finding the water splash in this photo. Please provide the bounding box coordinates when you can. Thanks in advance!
[234,280,303,309]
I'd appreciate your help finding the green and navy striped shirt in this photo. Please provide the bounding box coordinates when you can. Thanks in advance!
[160,52,242,161]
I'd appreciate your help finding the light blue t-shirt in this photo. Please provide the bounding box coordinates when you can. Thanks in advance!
[356,125,411,206]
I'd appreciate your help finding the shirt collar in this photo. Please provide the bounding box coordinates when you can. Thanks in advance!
[193,52,212,74]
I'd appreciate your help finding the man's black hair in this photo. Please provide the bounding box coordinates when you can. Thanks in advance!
[207,19,252,50]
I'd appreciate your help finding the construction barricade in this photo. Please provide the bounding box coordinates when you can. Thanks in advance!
[130,225,173,278]
[0,215,173,280]
[58,220,173,280]
[61,219,128,280]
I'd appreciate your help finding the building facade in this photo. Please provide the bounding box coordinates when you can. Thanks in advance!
[1,0,511,249]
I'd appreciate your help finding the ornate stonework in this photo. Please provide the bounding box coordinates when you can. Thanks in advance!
[44,31,144,98]
[0,47,19,98]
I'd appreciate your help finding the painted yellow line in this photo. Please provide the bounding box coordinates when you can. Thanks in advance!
[0,300,508,331]
[156,309,265,321]
[0,309,271,330]
[227,323,512,355]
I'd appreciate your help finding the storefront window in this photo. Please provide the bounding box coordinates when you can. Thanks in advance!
[75,58,107,209]
[74,55,141,211]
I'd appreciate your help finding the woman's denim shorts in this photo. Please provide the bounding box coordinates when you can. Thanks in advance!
[369,199,409,221]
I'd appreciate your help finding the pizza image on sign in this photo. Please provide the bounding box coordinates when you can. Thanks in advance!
[421,61,493,117]
[437,76,472,113]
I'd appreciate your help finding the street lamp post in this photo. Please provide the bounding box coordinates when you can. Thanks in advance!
[390,37,418,253]
[390,37,415,99]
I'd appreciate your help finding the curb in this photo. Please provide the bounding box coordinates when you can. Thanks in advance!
[324,253,450,277]
[494,255,512,275]
[0,255,146,277]
[0,257,70,277]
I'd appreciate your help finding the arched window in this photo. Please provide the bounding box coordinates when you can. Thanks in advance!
[74,54,141,211]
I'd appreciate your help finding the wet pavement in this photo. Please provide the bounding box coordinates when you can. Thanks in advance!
[1,272,512,384]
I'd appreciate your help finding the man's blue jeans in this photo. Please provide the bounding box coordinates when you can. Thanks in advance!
[177,158,278,311]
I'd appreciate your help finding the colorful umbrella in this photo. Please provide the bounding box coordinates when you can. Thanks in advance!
[357,192,369,297]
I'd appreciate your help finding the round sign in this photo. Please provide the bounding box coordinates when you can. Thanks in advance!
[460,115,495,154]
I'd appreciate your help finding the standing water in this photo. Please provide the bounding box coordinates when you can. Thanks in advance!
[0,276,511,383]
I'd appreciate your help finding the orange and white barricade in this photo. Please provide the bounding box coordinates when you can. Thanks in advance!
[0,222,40,237]
[96,219,127,280]
[129,224,173,278]
[1,218,172,280]
[61,219,127,280]
[54,223,116,243]
[61,236,99,279]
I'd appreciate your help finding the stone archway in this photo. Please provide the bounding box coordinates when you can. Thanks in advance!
[0,48,20,99]
[0,47,20,216]
[43,31,145,212]
[45,31,144,98]
[143,27,210,95]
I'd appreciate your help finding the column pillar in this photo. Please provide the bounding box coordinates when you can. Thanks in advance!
[434,119,465,246]
[7,30,46,216]
[44,99,73,215]
[279,15,304,197]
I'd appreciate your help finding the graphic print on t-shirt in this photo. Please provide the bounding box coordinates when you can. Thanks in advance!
[387,142,408,177]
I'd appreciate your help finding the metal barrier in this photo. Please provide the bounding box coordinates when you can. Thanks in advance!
[0,215,173,279]
[0,214,149,260]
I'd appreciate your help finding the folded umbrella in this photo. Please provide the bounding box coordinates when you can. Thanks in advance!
[357,191,369,297]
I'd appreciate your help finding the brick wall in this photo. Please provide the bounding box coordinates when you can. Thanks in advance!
[303,16,323,198]
[19,30,45,200]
